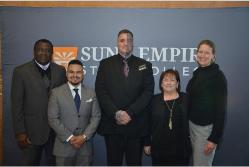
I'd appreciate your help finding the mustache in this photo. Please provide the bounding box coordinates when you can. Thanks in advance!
[70,77,81,79]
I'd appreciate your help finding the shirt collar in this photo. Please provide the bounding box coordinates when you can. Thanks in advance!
[119,53,132,60]
[68,82,81,91]
[35,60,50,70]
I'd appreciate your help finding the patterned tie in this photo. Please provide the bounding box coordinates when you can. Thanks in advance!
[73,88,81,112]
[123,59,129,77]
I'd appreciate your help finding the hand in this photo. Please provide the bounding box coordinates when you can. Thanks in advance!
[144,146,151,155]
[16,133,31,149]
[204,141,217,155]
[115,111,131,125]
[70,135,86,149]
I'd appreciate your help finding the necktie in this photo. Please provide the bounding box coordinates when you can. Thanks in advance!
[123,59,129,77]
[73,88,81,112]
[42,74,50,89]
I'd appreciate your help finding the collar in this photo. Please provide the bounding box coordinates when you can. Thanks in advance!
[35,60,50,70]
[68,82,81,91]
[194,63,219,77]
[119,53,132,60]
[159,93,180,103]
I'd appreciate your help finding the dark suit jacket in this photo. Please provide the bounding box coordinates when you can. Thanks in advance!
[95,54,154,137]
[11,60,66,145]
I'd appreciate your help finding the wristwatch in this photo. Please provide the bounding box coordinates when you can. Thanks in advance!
[82,134,87,140]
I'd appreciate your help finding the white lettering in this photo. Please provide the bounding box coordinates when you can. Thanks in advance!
[189,48,197,62]
[183,66,189,76]
[152,66,159,76]
[151,47,168,62]
[170,48,180,62]
[81,47,91,61]
[83,66,86,75]
[139,47,150,60]
[89,66,98,75]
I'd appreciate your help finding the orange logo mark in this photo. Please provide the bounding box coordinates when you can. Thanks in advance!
[53,47,78,69]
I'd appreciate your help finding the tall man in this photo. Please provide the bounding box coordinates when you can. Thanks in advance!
[95,29,154,165]
[48,60,101,165]
[11,39,66,165]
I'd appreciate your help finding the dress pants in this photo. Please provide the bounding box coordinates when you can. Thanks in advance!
[152,155,189,166]
[104,134,143,166]
[189,120,216,166]
[56,155,92,166]
[21,132,55,165]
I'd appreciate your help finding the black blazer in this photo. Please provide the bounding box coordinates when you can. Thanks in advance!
[11,60,66,145]
[95,54,154,137]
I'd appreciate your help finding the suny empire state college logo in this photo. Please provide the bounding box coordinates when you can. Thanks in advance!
[52,47,78,69]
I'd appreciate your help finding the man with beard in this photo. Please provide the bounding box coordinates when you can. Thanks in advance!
[48,59,101,165]
[11,39,66,165]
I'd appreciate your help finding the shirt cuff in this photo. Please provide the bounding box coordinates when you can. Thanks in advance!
[66,134,73,142]
[82,134,87,140]
[115,110,123,119]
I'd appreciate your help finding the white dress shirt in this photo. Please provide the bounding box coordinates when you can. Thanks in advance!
[35,60,50,70]
[68,82,82,99]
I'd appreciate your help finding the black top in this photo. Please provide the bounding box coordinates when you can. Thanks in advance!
[95,54,154,137]
[145,93,191,158]
[186,63,227,144]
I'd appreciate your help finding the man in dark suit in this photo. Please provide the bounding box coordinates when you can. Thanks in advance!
[11,39,66,165]
[95,29,154,165]
[48,60,101,165]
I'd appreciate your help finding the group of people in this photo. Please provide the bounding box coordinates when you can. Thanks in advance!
[11,29,227,166]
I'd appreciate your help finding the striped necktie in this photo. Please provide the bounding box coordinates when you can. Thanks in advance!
[123,59,129,77]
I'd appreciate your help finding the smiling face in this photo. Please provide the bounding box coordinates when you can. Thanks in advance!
[66,64,84,86]
[196,43,215,67]
[161,73,179,94]
[117,32,133,57]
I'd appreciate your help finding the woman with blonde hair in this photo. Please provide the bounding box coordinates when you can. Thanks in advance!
[187,39,227,165]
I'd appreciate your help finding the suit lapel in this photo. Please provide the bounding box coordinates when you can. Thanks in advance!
[50,63,56,89]
[79,84,95,115]
[112,55,129,86]
[63,84,78,113]
[29,61,48,90]
[80,85,86,102]
[50,62,58,89]
[79,85,88,113]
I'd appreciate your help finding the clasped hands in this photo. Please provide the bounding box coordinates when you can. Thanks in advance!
[16,133,31,149]
[69,135,86,149]
[115,110,131,125]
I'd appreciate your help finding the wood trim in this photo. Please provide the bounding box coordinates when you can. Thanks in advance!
[0,33,3,165]
[0,1,248,165]
[0,1,249,8]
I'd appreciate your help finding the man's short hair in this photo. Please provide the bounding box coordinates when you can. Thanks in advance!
[68,59,83,67]
[34,39,53,52]
[118,29,133,38]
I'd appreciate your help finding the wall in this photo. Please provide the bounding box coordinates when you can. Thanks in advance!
[0,1,249,165]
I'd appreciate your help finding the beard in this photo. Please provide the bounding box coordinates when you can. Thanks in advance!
[69,77,82,86]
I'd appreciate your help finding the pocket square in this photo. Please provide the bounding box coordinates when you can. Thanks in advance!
[85,98,93,102]
[139,64,147,71]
